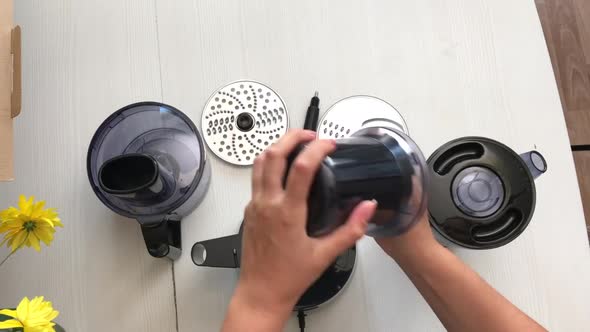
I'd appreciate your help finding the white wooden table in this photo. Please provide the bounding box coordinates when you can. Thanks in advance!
[1,0,590,331]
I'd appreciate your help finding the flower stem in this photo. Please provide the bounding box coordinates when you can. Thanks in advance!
[0,234,29,268]
[0,250,16,267]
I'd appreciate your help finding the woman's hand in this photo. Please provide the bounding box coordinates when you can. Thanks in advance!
[223,129,377,331]
[374,214,548,332]
[375,175,437,263]
[375,214,438,264]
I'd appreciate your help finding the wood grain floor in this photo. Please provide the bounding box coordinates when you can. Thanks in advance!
[573,151,590,235]
[536,0,590,145]
[536,0,590,238]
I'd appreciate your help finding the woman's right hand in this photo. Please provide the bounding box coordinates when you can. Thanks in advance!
[375,214,439,263]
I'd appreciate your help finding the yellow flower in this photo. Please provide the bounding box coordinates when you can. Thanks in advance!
[0,195,63,252]
[0,296,60,332]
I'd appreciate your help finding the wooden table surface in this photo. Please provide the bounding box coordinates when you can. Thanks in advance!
[1,0,590,331]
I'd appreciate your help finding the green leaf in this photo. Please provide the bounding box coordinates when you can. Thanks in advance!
[0,310,15,322]
[0,314,11,322]
[0,310,18,331]
[0,312,64,331]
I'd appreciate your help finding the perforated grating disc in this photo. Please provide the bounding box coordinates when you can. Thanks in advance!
[202,80,289,165]
[317,95,408,139]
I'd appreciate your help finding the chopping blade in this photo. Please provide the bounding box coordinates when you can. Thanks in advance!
[201,80,289,166]
[317,95,408,139]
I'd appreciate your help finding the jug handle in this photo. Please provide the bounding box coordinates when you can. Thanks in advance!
[139,215,182,260]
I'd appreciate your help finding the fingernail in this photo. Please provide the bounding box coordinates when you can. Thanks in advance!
[304,130,317,137]
[370,199,378,206]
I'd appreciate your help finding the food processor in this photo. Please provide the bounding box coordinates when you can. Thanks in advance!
[87,102,211,259]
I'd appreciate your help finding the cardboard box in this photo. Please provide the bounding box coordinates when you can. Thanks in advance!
[0,0,21,181]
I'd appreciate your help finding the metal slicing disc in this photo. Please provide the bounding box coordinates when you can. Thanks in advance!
[201,80,289,166]
[317,95,409,139]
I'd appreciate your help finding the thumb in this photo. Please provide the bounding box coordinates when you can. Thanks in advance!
[317,200,377,260]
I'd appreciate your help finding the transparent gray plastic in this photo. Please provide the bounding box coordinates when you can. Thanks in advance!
[302,126,429,238]
[87,102,205,220]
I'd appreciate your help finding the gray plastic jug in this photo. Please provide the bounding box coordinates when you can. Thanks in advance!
[87,102,210,259]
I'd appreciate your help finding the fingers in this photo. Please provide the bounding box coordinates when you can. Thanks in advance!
[251,153,265,193]
[316,200,377,259]
[261,130,316,194]
[285,139,336,202]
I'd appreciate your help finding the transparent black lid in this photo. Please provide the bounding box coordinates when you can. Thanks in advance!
[87,102,206,221]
